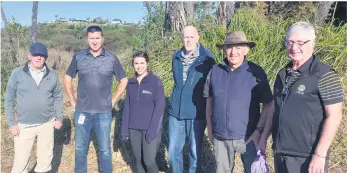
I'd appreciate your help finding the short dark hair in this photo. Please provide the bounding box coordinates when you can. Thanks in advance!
[86,25,103,36]
[132,51,149,64]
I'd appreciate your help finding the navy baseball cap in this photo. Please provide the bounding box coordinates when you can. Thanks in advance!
[30,42,48,58]
[86,25,103,33]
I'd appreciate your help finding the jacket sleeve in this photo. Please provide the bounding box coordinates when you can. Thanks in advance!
[121,88,130,140]
[52,71,64,121]
[5,68,19,127]
[146,78,165,142]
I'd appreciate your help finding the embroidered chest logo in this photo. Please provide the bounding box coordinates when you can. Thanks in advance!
[296,84,306,95]
[142,90,152,94]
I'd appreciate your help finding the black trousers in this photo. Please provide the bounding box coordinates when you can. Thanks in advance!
[274,153,329,173]
[129,129,161,173]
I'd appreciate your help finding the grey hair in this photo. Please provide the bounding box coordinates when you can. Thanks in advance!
[286,21,316,41]
[180,25,199,40]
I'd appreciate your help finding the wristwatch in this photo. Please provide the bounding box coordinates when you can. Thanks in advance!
[256,127,264,133]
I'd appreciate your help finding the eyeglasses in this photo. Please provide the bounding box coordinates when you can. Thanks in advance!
[286,40,311,47]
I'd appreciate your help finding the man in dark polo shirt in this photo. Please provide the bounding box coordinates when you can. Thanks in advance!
[204,31,274,173]
[261,22,344,173]
[64,25,128,173]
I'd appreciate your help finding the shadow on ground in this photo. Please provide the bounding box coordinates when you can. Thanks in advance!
[28,117,72,173]
[113,97,216,173]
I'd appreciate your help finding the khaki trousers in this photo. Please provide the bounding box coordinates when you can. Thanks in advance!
[11,119,54,173]
[214,138,246,173]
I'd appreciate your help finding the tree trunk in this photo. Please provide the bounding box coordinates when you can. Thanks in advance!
[144,1,152,14]
[1,4,9,27]
[217,1,235,29]
[31,1,39,44]
[315,1,334,25]
[217,2,227,27]
[267,1,274,16]
[1,3,17,64]
[164,1,195,34]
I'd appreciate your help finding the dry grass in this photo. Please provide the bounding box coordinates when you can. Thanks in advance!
[1,48,346,173]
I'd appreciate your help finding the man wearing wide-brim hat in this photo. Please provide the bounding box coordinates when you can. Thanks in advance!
[203,31,274,173]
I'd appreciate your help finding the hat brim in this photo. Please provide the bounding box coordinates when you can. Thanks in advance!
[216,42,256,49]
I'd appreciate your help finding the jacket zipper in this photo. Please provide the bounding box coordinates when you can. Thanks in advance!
[276,92,289,153]
[225,70,232,137]
[137,81,141,100]
[275,71,286,153]
[189,72,196,87]
[26,71,47,89]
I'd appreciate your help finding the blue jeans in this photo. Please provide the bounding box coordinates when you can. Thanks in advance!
[168,116,206,173]
[74,112,112,173]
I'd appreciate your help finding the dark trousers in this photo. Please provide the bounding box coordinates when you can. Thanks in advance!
[129,129,161,173]
[274,153,329,173]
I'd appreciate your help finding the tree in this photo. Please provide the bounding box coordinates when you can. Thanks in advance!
[217,1,235,29]
[1,2,9,27]
[31,1,39,44]
[164,1,195,34]
[315,2,334,25]
[195,2,213,20]
[1,3,17,63]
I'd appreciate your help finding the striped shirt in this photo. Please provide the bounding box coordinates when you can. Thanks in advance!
[181,44,200,83]
[318,71,344,105]
[282,68,301,97]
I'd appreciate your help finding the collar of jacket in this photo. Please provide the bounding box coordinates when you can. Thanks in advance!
[23,60,50,76]
[219,57,249,72]
[280,55,321,80]
[174,43,212,62]
[128,71,154,84]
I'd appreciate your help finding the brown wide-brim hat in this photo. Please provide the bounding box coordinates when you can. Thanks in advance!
[216,31,256,48]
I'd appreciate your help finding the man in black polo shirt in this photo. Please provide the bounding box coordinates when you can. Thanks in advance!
[64,26,128,173]
[204,31,274,173]
[262,22,343,173]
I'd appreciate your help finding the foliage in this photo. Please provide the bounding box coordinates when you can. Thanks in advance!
[1,20,29,92]
[136,6,347,172]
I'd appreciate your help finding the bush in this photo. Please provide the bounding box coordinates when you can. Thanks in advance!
[137,8,347,173]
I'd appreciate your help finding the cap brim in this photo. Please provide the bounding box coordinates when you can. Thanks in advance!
[31,53,48,58]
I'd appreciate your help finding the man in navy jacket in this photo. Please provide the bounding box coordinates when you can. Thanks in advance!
[168,26,215,173]
[204,31,274,173]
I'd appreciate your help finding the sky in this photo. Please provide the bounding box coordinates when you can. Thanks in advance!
[1,1,146,27]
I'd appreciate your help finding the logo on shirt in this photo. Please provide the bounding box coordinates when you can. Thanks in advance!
[296,84,306,95]
[142,90,152,94]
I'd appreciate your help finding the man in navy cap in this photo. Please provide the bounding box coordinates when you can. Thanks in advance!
[5,42,64,173]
